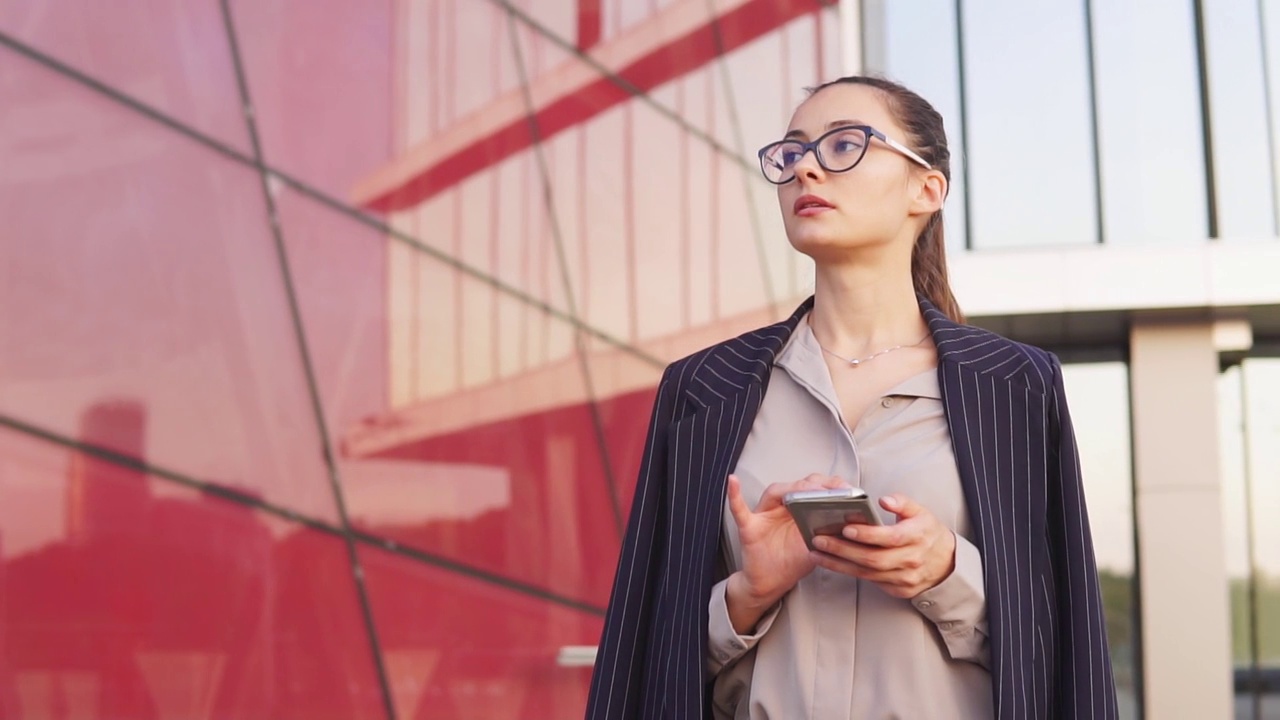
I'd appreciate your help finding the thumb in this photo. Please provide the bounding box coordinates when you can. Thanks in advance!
[727,475,754,525]
[821,475,852,490]
[881,493,925,519]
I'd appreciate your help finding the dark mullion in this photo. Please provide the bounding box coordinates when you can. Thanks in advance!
[216,3,397,715]
[1193,0,1221,239]
[1255,0,1280,237]
[954,0,975,250]
[505,10,626,538]
[1082,0,1106,245]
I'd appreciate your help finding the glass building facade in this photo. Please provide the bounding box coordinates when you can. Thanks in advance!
[1,0,1278,717]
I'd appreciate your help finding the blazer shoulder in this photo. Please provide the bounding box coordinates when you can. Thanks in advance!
[664,320,793,383]
[940,322,1060,395]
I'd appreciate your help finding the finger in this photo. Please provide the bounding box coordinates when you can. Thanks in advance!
[727,475,754,525]
[810,552,922,594]
[790,475,825,493]
[756,481,795,512]
[809,550,893,582]
[881,493,926,520]
[759,475,833,511]
[813,536,915,572]
[758,481,787,503]
[845,521,918,549]
[797,473,852,490]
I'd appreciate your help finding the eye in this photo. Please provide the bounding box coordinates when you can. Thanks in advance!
[827,131,866,156]
[780,147,806,165]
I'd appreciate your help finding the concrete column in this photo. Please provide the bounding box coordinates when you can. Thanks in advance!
[1129,320,1233,719]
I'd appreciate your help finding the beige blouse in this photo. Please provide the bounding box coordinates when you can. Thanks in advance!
[708,320,993,719]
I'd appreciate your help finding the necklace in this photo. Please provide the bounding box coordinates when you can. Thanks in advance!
[816,333,930,368]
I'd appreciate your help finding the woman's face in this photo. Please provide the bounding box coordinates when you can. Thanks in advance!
[775,84,926,260]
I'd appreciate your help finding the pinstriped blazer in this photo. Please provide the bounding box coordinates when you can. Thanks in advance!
[585,296,1118,720]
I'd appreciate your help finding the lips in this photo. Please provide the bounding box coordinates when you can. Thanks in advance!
[793,194,835,215]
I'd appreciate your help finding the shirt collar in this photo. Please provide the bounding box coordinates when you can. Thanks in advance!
[776,318,941,400]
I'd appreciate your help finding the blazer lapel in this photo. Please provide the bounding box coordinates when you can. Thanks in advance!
[925,298,1011,560]
[670,299,814,571]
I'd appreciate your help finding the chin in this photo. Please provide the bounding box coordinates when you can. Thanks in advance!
[786,227,878,259]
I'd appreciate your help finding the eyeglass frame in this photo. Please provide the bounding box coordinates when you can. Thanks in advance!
[756,124,932,185]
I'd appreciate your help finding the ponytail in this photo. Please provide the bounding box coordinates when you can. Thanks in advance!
[911,212,964,323]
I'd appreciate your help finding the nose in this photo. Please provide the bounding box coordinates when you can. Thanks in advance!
[791,147,824,183]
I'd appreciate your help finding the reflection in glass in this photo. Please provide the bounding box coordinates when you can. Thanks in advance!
[957,0,1098,248]
[1219,358,1280,719]
[1263,0,1280,234]
[359,545,602,719]
[227,0,394,199]
[1090,0,1208,244]
[0,0,251,152]
[0,47,338,522]
[1201,0,1277,238]
[0,428,386,719]
[878,0,969,250]
[286,186,626,607]
[1061,362,1139,718]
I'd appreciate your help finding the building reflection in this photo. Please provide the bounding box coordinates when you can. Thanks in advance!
[0,400,380,718]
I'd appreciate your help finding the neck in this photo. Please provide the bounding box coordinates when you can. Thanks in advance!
[808,258,928,358]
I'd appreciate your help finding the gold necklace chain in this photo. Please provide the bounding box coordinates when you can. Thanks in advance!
[816,333,930,368]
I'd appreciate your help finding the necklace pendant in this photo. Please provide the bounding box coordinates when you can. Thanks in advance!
[849,359,861,367]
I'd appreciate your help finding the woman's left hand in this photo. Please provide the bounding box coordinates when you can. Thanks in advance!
[810,494,956,600]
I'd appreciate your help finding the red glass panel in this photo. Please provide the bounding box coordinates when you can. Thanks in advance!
[0,0,251,152]
[278,187,621,607]
[0,47,338,522]
[225,0,394,198]
[0,428,386,719]
[360,544,602,720]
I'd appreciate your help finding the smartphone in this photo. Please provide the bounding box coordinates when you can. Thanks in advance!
[783,487,884,551]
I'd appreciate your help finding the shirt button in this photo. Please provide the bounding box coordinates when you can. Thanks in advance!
[881,398,894,408]
[918,600,934,609]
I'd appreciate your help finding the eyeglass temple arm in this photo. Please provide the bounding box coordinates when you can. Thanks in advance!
[882,135,932,170]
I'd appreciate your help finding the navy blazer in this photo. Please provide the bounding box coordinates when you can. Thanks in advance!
[585,297,1118,719]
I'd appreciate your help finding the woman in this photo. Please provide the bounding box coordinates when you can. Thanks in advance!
[585,76,1116,720]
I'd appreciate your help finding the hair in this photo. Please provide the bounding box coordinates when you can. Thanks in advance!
[806,75,964,323]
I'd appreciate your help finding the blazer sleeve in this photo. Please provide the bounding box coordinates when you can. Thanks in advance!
[585,365,681,720]
[1046,355,1120,718]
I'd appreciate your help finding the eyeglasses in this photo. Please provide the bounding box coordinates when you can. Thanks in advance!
[757,125,932,185]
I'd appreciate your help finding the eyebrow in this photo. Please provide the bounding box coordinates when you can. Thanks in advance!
[784,119,863,140]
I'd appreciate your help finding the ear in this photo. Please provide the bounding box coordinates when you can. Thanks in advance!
[909,169,947,217]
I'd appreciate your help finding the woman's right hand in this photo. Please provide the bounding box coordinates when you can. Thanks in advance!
[723,473,849,633]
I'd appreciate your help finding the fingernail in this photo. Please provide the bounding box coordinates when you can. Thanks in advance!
[843,527,858,540]
[812,537,827,550]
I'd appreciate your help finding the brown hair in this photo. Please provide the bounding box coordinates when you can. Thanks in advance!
[807,75,964,323]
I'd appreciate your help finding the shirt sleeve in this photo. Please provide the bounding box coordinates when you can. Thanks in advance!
[706,576,782,677]
[911,533,990,669]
